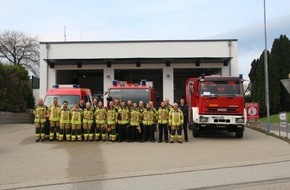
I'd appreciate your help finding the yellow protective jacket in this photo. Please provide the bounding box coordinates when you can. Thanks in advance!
[130,108,141,126]
[95,107,107,125]
[59,107,71,124]
[107,108,117,125]
[71,108,83,125]
[142,108,155,125]
[118,107,130,125]
[34,105,48,123]
[48,104,61,121]
[83,108,94,124]
[169,109,184,126]
[157,107,169,124]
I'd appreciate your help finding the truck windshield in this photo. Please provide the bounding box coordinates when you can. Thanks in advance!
[44,95,79,108]
[200,81,242,96]
[108,89,150,103]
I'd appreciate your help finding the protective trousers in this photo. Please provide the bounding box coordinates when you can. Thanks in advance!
[49,121,59,141]
[170,125,183,143]
[158,124,169,142]
[83,123,93,141]
[71,124,82,141]
[35,122,45,141]
[59,123,69,141]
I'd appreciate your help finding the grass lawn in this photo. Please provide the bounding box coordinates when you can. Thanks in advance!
[259,112,290,124]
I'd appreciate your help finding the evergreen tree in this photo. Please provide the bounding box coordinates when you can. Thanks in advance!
[248,59,258,102]
[271,35,290,111]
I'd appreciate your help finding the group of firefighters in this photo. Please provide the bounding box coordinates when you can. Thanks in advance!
[33,97,189,143]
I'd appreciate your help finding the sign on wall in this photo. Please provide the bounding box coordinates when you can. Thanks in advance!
[246,102,259,120]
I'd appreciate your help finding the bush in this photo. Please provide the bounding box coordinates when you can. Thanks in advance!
[0,63,32,112]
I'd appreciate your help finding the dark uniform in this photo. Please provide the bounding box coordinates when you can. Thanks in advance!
[179,102,189,141]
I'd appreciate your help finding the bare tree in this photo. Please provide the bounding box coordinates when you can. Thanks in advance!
[0,30,39,76]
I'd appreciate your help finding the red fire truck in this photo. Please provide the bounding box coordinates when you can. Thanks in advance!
[107,80,155,105]
[186,75,246,138]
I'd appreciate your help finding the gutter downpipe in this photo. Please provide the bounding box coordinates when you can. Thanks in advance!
[45,43,50,92]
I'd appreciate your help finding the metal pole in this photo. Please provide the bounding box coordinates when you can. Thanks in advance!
[263,0,270,134]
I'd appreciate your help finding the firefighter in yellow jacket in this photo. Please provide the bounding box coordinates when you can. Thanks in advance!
[71,102,83,141]
[128,102,141,142]
[169,103,184,143]
[106,101,118,142]
[141,102,156,142]
[95,101,107,141]
[33,98,48,142]
[157,101,169,143]
[48,97,61,141]
[83,102,94,141]
[59,101,71,141]
[117,101,130,142]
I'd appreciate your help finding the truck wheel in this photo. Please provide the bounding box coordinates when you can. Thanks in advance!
[192,124,200,138]
[235,128,244,138]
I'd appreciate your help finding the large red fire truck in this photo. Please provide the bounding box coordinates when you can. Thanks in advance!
[186,75,246,138]
[107,80,155,105]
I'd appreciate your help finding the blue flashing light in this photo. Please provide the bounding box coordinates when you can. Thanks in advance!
[239,74,243,80]
[113,80,118,86]
[52,84,59,88]
[141,79,146,86]
[201,74,205,79]
[73,84,80,88]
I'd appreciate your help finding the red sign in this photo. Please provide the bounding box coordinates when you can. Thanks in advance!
[246,102,259,120]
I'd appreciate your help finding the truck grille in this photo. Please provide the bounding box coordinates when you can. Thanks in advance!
[206,107,238,114]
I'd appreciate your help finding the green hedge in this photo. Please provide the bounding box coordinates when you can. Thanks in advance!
[0,63,34,112]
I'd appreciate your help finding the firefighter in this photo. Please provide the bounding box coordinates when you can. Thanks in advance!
[83,102,94,141]
[165,98,173,134]
[48,97,61,141]
[128,102,141,142]
[127,100,133,111]
[157,101,169,143]
[149,100,157,139]
[92,98,98,139]
[138,101,145,139]
[71,102,83,141]
[59,101,71,141]
[106,101,118,142]
[117,101,130,142]
[141,102,156,142]
[95,101,107,141]
[179,98,189,142]
[79,99,86,110]
[33,98,48,142]
[169,103,184,143]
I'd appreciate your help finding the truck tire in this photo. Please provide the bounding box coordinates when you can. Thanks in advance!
[235,128,244,138]
[192,124,200,138]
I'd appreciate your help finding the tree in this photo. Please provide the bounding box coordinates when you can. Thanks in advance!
[248,59,258,102]
[0,30,39,76]
[0,63,34,112]
[271,35,290,111]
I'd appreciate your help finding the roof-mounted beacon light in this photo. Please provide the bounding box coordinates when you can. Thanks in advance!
[52,84,59,88]
[141,79,146,86]
[113,80,118,86]
[239,74,243,80]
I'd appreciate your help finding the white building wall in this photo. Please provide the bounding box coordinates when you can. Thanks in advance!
[39,40,239,102]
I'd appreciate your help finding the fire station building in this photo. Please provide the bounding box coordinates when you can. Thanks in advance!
[39,39,238,104]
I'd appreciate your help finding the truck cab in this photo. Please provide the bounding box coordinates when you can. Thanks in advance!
[186,75,246,138]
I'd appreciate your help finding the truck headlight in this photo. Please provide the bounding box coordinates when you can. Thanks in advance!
[235,117,244,123]
[200,116,208,123]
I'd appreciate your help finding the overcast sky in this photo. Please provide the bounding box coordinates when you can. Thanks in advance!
[1,0,290,79]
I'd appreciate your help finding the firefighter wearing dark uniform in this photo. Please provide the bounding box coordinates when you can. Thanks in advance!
[33,98,48,142]
[117,101,130,142]
[95,101,107,141]
[179,98,189,142]
[128,102,141,142]
[59,101,71,141]
[107,101,118,142]
[169,103,184,143]
[71,102,83,141]
[157,101,169,143]
[48,97,61,141]
[141,103,156,142]
[83,102,94,141]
